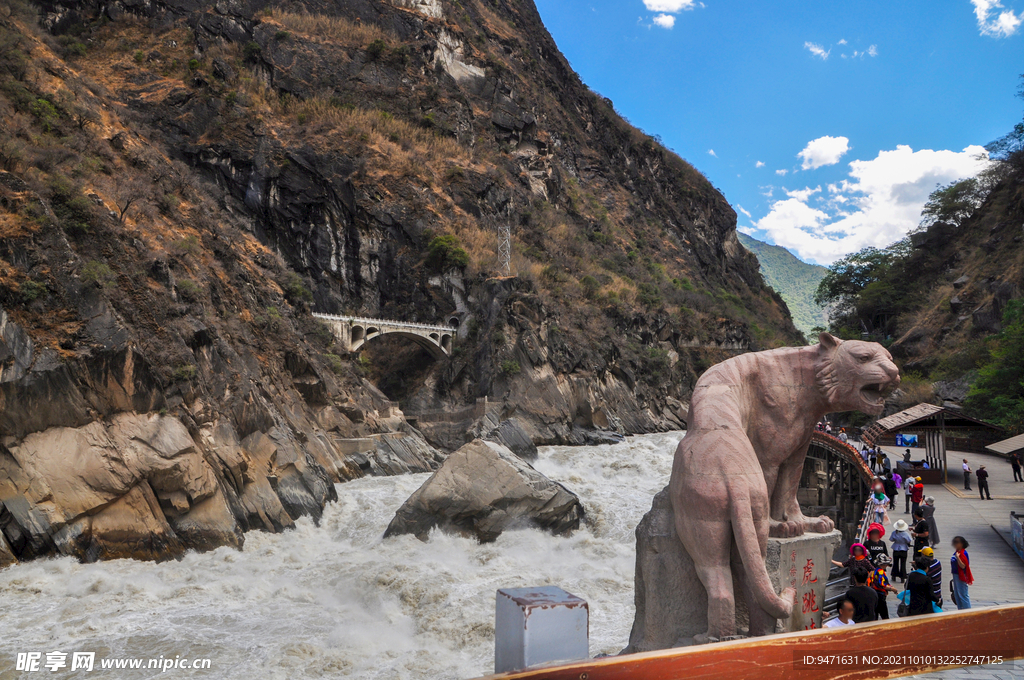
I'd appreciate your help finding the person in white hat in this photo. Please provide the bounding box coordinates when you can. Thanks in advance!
[889,519,912,583]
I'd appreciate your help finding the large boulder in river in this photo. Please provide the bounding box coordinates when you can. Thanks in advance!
[384,439,583,542]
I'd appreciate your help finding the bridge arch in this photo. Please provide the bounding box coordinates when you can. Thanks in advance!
[313,313,456,358]
[351,329,452,359]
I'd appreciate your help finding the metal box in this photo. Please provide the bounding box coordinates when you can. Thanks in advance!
[494,586,589,673]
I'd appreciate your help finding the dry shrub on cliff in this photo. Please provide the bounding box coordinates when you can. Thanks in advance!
[893,372,939,410]
[284,97,467,169]
[266,11,393,47]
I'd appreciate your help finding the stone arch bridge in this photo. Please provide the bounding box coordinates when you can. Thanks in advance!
[312,313,456,358]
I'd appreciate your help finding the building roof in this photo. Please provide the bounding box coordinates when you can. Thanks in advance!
[862,403,1003,446]
[987,433,1024,456]
[874,403,944,431]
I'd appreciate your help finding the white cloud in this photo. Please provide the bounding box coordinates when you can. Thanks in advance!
[738,225,757,236]
[804,41,830,59]
[838,38,848,45]
[708,149,717,157]
[754,145,991,264]
[867,44,878,56]
[756,160,765,168]
[972,0,1023,37]
[644,0,696,10]
[736,205,753,219]
[775,169,788,176]
[798,135,850,170]
[652,13,676,28]
[785,185,821,202]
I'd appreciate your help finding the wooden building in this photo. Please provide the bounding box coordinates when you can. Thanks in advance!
[862,404,1004,483]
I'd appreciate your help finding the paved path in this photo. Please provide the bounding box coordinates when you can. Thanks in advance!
[874,445,1024,679]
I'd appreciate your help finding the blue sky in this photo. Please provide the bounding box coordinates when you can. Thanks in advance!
[533,0,1024,264]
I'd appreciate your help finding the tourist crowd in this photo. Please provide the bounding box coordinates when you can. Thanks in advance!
[820,443,990,627]
[810,426,1024,627]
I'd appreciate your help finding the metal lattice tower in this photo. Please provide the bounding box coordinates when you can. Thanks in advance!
[498,223,512,276]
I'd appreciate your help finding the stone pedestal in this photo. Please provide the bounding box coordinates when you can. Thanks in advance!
[765,527,841,632]
[623,486,841,653]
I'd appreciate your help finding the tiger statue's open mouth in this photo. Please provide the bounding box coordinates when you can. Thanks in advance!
[860,378,899,409]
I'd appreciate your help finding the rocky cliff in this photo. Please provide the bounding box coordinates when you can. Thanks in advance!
[0,0,800,564]
[875,173,1024,410]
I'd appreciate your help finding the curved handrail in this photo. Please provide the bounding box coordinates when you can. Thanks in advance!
[810,431,875,484]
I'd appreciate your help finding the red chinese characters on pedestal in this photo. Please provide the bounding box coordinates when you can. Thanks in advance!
[802,589,819,614]
[789,550,798,588]
[802,558,818,586]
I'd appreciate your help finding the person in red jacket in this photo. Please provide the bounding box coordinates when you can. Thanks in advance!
[911,477,925,517]
[950,536,974,609]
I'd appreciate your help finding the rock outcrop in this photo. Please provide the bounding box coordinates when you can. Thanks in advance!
[384,439,583,542]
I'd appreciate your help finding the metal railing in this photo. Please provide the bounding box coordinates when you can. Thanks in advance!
[312,312,457,335]
[821,496,875,623]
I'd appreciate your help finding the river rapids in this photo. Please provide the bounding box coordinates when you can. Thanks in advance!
[0,431,682,679]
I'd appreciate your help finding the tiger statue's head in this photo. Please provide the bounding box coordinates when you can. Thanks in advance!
[815,333,901,416]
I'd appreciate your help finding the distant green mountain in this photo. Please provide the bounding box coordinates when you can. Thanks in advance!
[738,232,828,339]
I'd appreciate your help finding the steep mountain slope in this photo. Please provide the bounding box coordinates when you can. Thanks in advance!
[738,232,826,338]
[0,0,801,564]
[887,174,1023,382]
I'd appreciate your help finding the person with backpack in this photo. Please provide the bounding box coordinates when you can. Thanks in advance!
[904,474,914,514]
[868,554,899,619]
[902,556,939,616]
[950,536,973,610]
[883,474,898,511]
[869,486,890,525]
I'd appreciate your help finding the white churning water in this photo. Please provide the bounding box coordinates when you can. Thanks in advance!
[0,431,682,679]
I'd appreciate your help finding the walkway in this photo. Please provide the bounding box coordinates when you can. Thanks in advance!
[876,445,1024,679]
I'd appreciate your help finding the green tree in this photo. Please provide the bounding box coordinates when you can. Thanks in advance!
[985,72,1024,169]
[813,243,905,309]
[814,239,911,337]
[965,299,1024,433]
[426,235,469,272]
[919,178,987,228]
